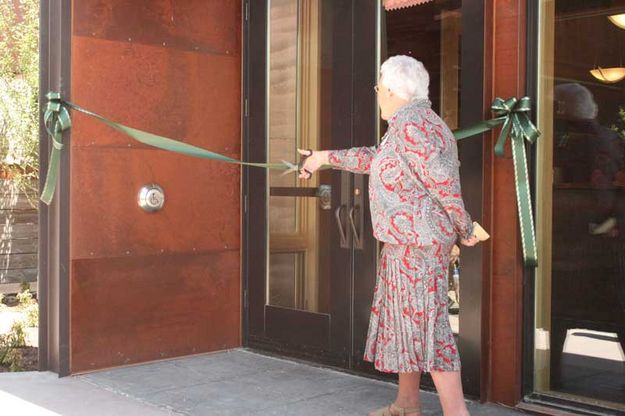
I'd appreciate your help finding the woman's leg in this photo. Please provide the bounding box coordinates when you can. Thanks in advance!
[394,372,421,412]
[430,371,470,416]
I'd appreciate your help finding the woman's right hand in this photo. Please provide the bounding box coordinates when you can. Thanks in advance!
[461,221,489,246]
[460,235,479,247]
[297,148,329,179]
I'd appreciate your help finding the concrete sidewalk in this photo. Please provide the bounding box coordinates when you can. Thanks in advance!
[0,348,526,415]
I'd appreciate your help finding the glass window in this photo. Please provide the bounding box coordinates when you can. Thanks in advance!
[535,0,625,409]
[266,0,332,313]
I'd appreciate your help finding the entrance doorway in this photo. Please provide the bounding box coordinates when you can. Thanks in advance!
[244,0,485,395]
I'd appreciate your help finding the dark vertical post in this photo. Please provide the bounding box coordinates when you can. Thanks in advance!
[241,0,251,346]
[351,0,380,372]
[458,0,485,399]
[328,0,355,362]
[522,0,539,398]
[245,0,268,336]
[38,0,71,376]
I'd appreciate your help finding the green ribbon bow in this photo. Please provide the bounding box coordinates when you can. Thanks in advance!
[41,93,539,266]
[493,97,539,267]
[41,92,71,205]
[454,96,540,267]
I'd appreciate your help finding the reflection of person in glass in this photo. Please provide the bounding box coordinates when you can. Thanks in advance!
[299,56,478,416]
[553,83,625,237]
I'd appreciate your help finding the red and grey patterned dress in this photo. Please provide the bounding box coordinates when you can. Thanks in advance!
[327,98,473,373]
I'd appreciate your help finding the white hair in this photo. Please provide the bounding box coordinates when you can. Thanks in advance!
[553,83,598,120]
[380,55,429,101]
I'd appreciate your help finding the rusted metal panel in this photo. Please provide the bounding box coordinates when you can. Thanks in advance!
[69,0,242,374]
[73,0,240,56]
[71,36,241,152]
[70,147,240,259]
[70,251,240,372]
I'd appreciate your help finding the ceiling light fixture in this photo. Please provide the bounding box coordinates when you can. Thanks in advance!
[589,66,625,83]
[384,0,434,11]
[608,13,625,29]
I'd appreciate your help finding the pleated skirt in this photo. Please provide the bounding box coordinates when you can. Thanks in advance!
[363,240,461,373]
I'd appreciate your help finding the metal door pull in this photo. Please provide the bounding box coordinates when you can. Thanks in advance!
[348,206,362,248]
[335,205,348,247]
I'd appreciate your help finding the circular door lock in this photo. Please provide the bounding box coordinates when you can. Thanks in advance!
[138,184,165,212]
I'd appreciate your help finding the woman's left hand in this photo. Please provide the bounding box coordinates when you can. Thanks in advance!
[450,244,460,263]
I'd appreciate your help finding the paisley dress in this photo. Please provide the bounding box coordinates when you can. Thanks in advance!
[327,98,473,373]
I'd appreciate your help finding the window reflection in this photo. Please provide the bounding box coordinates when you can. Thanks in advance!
[536,0,625,408]
[266,0,331,314]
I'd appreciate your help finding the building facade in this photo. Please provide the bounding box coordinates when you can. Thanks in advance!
[39,0,625,414]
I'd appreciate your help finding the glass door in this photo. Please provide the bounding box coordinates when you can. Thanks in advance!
[245,0,362,366]
[244,1,485,389]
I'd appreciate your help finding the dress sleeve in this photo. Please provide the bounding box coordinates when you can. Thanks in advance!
[399,120,474,240]
[327,146,377,175]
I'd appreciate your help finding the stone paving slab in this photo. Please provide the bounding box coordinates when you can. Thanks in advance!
[0,371,179,415]
[0,348,527,415]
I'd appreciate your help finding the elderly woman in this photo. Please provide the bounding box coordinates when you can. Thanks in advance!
[298,55,478,416]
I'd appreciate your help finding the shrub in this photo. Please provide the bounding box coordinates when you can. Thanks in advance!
[0,0,39,201]
[0,320,27,371]
[16,288,32,306]
[14,288,38,327]
[24,301,38,327]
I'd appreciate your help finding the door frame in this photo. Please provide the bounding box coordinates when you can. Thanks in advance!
[457,0,486,399]
[38,0,72,376]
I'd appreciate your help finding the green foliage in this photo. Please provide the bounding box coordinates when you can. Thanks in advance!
[0,288,38,371]
[24,301,38,327]
[4,348,23,371]
[0,321,26,371]
[611,106,625,142]
[19,281,29,292]
[0,0,39,201]
[8,321,25,347]
[15,288,38,327]
[16,288,32,305]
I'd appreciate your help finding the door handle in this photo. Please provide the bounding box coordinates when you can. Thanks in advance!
[269,186,332,210]
[348,206,363,249]
[270,187,322,197]
[334,205,349,248]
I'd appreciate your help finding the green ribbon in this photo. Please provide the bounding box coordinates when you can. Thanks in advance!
[454,96,539,267]
[41,93,539,266]
[40,93,300,205]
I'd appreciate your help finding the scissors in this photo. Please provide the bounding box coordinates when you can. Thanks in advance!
[280,148,313,179]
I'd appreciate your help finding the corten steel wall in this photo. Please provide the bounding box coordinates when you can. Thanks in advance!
[69,1,242,373]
